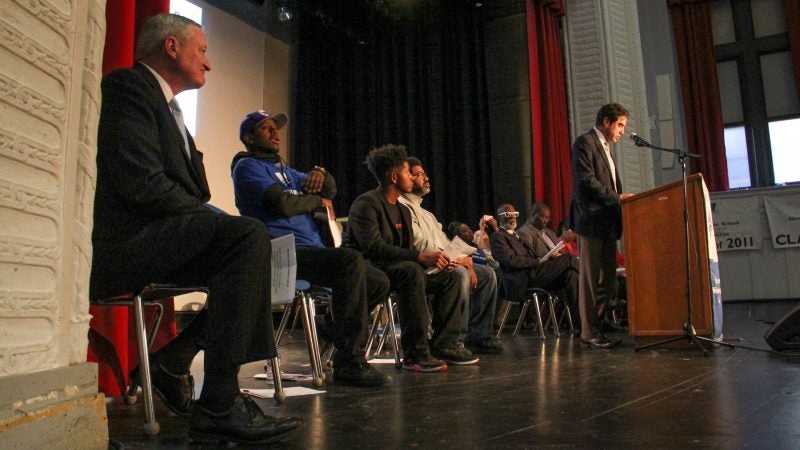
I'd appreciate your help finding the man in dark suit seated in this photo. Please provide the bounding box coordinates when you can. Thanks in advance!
[231,109,390,387]
[489,204,579,332]
[517,202,580,324]
[91,13,301,444]
[345,144,467,372]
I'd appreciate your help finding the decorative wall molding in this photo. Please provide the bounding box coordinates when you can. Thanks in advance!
[563,0,654,194]
[0,0,100,375]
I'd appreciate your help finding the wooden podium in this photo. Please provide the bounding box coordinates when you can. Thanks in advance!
[622,173,721,345]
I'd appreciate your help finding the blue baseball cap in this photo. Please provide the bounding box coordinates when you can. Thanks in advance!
[239,110,288,143]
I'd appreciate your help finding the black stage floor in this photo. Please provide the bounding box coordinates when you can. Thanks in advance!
[107,301,800,449]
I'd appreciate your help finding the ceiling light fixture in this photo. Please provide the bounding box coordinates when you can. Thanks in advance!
[277,5,293,22]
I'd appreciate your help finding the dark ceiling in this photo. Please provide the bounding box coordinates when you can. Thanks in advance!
[200,0,517,45]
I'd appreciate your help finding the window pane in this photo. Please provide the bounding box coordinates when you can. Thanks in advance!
[711,0,735,45]
[724,126,751,189]
[761,52,800,117]
[717,60,743,123]
[171,0,203,136]
[751,0,786,38]
[769,118,800,185]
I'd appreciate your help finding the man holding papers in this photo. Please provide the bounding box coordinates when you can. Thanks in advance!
[490,204,579,332]
[232,110,390,387]
[518,202,580,325]
[400,157,502,356]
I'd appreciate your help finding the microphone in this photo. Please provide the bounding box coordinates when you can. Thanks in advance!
[630,133,651,148]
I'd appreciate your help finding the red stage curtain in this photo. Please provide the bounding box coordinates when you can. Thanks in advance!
[786,0,800,101]
[88,0,173,397]
[526,0,571,228]
[668,0,729,192]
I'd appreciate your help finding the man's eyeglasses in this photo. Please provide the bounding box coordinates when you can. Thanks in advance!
[498,211,520,218]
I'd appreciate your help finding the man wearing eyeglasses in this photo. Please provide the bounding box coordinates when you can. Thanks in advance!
[517,202,580,327]
[569,103,634,349]
[399,157,502,358]
[346,145,464,372]
[490,204,579,333]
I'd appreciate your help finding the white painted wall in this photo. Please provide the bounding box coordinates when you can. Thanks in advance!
[192,0,291,216]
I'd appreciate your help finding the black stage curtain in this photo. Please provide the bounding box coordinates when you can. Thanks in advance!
[292,1,495,228]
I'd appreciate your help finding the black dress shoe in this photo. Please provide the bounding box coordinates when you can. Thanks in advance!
[333,358,389,387]
[189,394,303,444]
[130,363,193,415]
[602,321,628,333]
[581,337,617,349]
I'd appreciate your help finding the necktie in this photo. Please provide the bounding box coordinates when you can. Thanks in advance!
[170,98,191,159]
[604,141,617,192]
[541,230,557,250]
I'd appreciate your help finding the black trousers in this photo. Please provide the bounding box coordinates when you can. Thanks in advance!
[379,261,462,358]
[296,246,390,365]
[92,213,276,373]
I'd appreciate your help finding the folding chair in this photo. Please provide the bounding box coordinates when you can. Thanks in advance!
[364,293,402,369]
[272,280,325,388]
[269,235,325,391]
[495,287,573,339]
[92,283,282,435]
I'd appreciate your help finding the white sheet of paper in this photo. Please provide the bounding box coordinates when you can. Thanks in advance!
[241,387,324,398]
[254,372,313,382]
[327,216,342,248]
[366,358,398,364]
[426,236,477,275]
[270,234,297,303]
[539,240,565,263]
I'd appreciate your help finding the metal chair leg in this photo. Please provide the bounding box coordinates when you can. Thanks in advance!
[132,292,159,436]
[513,298,532,336]
[303,292,325,381]
[364,303,383,360]
[269,356,285,403]
[562,301,575,335]
[547,294,561,336]
[275,300,296,345]
[297,293,323,387]
[384,296,402,369]
[495,300,512,339]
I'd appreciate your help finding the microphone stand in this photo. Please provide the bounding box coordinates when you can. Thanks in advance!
[630,136,735,354]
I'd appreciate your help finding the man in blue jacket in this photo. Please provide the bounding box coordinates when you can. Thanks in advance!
[232,110,390,387]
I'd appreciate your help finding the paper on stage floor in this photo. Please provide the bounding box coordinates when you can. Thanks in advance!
[254,372,313,382]
[241,387,324,398]
[426,236,476,275]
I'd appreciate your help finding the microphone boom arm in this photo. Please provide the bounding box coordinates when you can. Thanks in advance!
[630,133,700,159]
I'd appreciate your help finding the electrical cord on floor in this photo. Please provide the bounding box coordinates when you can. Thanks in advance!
[715,336,800,356]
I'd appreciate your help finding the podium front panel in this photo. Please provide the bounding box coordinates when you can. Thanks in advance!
[622,174,715,342]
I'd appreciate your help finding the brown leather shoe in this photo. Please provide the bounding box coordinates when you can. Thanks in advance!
[189,394,303,444]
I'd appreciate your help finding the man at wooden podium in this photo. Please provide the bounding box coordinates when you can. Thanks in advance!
[569,103,634,349]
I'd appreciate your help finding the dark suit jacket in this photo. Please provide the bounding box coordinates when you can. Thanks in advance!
[517,223,559,258]
[569,129,623,240]
[489,230,539,302]
[90,63,216,298]
[345,188,420,269]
